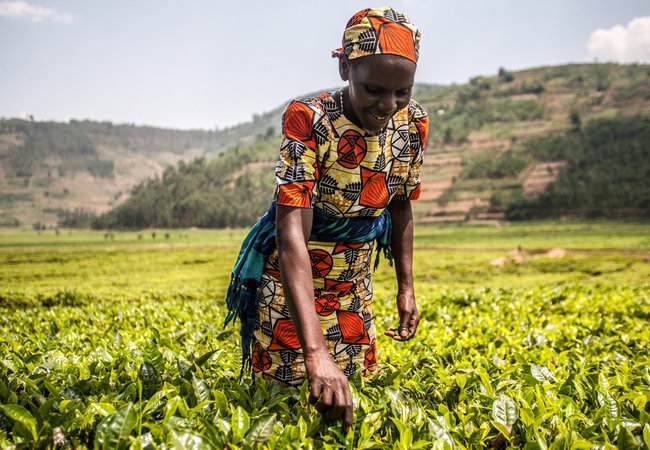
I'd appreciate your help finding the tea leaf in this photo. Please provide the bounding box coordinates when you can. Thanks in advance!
[531,364,555,383]
[0,404,38,441]
[139,361,161,398]
[616,426,638,449]
[231,406,249,442]
[194,349,219,368]
[492,394,518,426]
[94,402,136,450]
[245,413,277,444]
[169,429,213,450]
[192,374,212,403]
[144,339,164,374]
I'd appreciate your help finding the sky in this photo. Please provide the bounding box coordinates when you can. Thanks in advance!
[1,0,649,130]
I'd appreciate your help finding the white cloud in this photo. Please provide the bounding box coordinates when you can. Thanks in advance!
[587,16,650,63]
[0,1,72,23]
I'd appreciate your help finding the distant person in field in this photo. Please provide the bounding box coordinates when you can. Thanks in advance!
[225,6,428,432]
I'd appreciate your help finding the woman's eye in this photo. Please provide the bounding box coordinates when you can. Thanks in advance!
[365,85,381,94]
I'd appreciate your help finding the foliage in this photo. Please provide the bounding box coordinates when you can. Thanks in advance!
[0,215,20,227]
[494,81,545,97]
[507,115,650,219]
[95,135,278,229]
[0,281,648,447]
[0,223,649,447]
[497,67,515,83]
[0,120,114,179]
[429,98,545,144]
[519,135,579,162]
[56,208,99,229]
[462,150,528,180]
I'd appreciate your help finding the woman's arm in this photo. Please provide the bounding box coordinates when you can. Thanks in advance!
[275,204,353,432]
[384,198,420,341]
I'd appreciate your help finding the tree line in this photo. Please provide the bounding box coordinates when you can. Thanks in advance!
[506,115,650,219]
[92,135,278,229]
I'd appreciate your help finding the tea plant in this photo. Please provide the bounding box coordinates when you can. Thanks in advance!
[0,225,649,448]
[0,284,648,448]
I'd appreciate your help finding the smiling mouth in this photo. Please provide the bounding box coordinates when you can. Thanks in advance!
[370,112,389,122]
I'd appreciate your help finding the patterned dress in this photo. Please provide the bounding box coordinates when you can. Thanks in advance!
[251,91,428,385]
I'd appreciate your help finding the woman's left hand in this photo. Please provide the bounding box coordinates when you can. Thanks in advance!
[385,291,419,341]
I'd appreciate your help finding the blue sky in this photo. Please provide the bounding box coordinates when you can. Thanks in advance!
[1,0,649,129]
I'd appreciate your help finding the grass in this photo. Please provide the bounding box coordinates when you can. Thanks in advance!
[1,221,648,297]
[0,221,649,447]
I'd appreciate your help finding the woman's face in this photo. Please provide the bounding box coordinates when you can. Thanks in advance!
[340,54,416,135]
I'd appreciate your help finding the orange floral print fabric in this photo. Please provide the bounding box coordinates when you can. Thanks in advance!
[256,92,428,385]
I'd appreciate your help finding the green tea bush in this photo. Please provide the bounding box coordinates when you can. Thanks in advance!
[462,150,529,179]
[1,284,649,448]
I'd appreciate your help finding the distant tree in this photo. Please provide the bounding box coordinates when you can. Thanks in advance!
[498,67,515,82]
[507,115,650,219]
[443,128,453,144]
[570,110,582,132]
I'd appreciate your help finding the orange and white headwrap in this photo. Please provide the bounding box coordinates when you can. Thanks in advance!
[332,6,421,64]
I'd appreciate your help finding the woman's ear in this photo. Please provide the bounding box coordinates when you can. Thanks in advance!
[338,56,350,82]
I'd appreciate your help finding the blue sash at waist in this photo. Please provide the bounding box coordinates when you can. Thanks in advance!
[224,202,393,373]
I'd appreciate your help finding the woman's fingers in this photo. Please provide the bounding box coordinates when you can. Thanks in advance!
[325,385,353,434]
[326,401,345,421]
[342,403,353,433]
[340,383,354,433]
[384,325,416,341]
[306,358,353,432]
[309,380,322,405]
[385,309,419,341]
[399,318,410,339]
[320,385,334,410]
[310,375,353,432]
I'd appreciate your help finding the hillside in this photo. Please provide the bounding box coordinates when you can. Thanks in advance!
[1,63,649,228]
[0,109,285,228]
[414,63,650,222]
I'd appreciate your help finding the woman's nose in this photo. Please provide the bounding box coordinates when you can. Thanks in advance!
[377,94,397,115]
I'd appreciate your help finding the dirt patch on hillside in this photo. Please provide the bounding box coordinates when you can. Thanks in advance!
[544,93,575,108]
[228,160,276,188]
[0,133,22,155]
[425,155,462,166]
[156,149,205,166]
[419,214,467,223]
[520,161,566,196]
[431,198,490,215]
[467,137,512,150]
[420,179,454,201]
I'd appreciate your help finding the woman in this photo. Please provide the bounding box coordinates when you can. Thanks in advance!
[226,7,428,431]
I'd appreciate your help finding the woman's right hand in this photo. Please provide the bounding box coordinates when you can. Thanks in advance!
[276,205,353,431]
[305,351,353,433]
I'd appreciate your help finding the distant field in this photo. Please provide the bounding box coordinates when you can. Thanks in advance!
[1,221,648,295]
[0,221,649,448]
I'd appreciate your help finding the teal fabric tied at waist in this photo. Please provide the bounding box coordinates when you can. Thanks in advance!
[224,202,393,373]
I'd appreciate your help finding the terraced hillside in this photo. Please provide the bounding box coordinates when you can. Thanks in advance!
[412,63,650,222]
[1,63,649,228]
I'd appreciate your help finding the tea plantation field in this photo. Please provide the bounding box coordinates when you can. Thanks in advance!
[1,221,649,449]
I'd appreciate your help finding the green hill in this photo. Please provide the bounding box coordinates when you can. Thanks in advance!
[94,137,278,229]
[0,110,284,228]
[415,63,650,222]
[1,62,649,229]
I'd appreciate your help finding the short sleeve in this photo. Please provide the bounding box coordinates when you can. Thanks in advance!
[273,101,320,208]
[394,104,429,201]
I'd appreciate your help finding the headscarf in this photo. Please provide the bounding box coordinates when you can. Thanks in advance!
[332,6,421,64]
